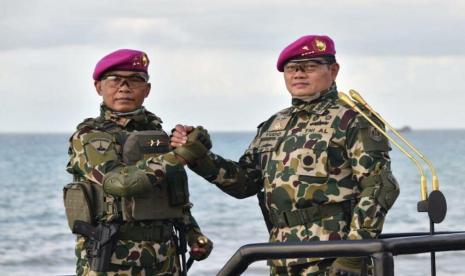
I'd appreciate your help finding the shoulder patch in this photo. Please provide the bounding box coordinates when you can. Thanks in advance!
[368,126,383,142]
[81,132,118,167]
[357,117,390,152]
[88,137,112,154]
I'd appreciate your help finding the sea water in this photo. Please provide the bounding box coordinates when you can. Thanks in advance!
[0,130,464,276]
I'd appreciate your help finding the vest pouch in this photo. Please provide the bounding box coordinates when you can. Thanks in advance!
[127,170,187,220]
[166,169,189,206]
[63,182,95,231]
[129,182,185,220]
[121,130,186,220]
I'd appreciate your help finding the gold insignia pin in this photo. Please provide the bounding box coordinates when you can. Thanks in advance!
[142,54,149,67]
[315,39,326,51]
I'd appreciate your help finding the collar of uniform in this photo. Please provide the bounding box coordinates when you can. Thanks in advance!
[291,83,338,115]
[100,104,162,127]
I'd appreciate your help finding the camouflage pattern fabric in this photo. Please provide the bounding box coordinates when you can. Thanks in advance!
[75,235,180,276]
[189,84,397,274]
[67,105,203,276]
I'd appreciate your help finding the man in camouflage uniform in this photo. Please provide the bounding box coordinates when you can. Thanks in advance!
[66,49,212,276]
[171,35,399,275]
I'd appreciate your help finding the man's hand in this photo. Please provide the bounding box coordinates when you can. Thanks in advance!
[328,257,363,276]
[172,126,212,164]
[171,124,212,150]
[189,235,213,261]
[171,124,193,148]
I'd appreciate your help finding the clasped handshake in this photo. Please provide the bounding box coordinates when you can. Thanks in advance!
[170,124,212,165]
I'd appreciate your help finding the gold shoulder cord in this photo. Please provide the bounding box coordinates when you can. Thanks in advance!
[339,90,440,201]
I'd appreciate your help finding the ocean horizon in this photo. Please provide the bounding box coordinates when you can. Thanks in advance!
[0,130,464,275]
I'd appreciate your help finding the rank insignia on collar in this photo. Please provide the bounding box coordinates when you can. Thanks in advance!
[314,39,326,51]
[89,138,111,154]
[313,101,332,115]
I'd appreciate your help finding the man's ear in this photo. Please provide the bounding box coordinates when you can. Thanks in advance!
[95,81,103,96]
[144,83,151,98]
[330,63,340,80]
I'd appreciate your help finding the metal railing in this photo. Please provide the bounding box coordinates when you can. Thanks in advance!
[217,231,465,276]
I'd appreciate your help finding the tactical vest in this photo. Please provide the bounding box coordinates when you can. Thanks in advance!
[64,118,188,230]
[120,130,188,221]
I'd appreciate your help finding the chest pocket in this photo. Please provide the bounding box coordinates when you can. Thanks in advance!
[284,128,333,179]
[243,129,285,175]
[256,130,284,152]
[82,132,118,167]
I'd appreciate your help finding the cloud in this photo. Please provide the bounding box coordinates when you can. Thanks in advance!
[2,0,465,55]
[1,0,465,132]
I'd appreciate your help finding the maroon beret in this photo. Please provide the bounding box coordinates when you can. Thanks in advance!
[276,35,336,72]
[93,49,150,80]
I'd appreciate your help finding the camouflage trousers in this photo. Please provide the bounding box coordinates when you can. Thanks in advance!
[268,211,349,275]
[75,236,181,276]
[270,259,334,276]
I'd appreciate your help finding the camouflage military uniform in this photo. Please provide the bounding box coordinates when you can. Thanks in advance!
[189,84,399,275]
[67,105,204,276]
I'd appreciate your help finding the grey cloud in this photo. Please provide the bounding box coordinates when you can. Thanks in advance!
[1,0,465,55]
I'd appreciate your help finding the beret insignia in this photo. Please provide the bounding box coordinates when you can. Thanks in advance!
[142,53,149,68]
[314,39,327,51]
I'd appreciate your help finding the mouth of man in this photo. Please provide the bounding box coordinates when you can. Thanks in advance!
[115,98,134,102]
[292,82,310,88]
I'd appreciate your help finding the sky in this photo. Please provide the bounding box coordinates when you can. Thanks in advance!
[1,0,465,132]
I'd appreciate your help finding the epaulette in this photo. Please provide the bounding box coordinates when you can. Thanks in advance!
[76,117,97,130]
[76,116,118,132]
[276,106,293,116]
[145,111,163,130]
[256,121,266,129]
[146,112,163,124]
[336,98,353,109]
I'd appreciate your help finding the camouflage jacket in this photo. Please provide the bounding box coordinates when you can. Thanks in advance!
[67,105,202,269]
[190,85,397,265]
